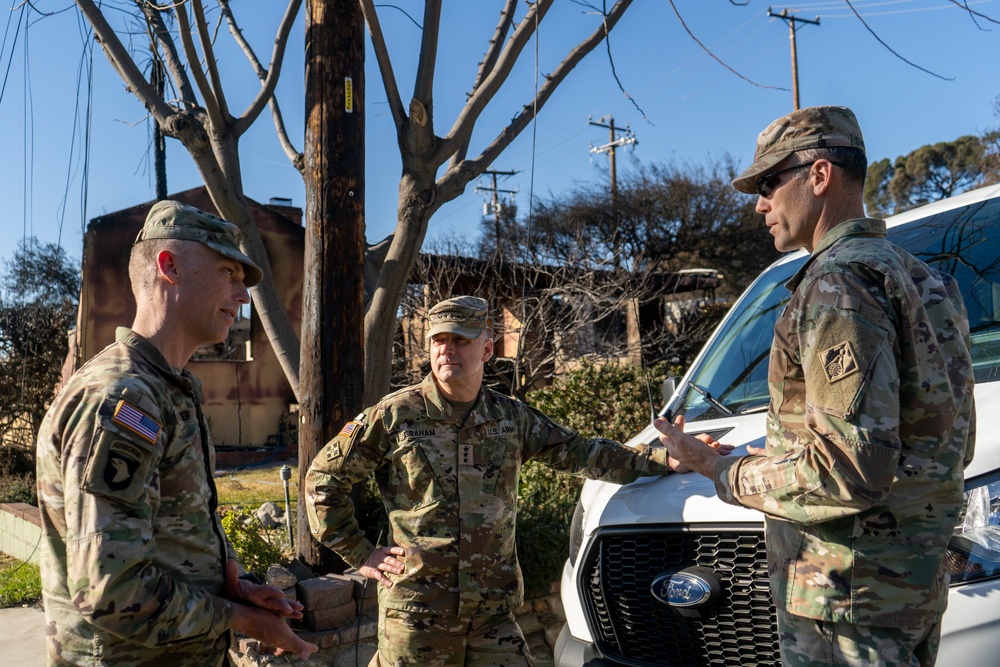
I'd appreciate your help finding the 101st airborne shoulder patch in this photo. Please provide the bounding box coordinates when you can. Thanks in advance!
[103,439,145,491]
[83,399,160,504]
[818,340,860,383]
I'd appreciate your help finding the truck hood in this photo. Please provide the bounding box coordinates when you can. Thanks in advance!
[581,380,1000,533]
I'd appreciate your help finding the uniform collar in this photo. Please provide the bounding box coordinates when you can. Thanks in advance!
[116,326,202,398]
[786,217,886,291]
[420,372,506,426]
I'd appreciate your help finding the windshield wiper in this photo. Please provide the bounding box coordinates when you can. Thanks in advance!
[738,402,770,415]
[686,382,734,416]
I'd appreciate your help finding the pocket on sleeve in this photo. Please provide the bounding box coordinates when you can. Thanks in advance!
[81,426,157,506]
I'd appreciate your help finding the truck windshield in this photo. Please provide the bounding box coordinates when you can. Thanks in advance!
[678,193,1000,423]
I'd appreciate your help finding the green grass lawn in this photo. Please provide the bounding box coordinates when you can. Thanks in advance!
[0,463,299,609]
[215,463,299,510]
[0,553,41,607]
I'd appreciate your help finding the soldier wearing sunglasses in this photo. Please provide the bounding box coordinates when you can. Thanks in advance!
[652,106,975,667]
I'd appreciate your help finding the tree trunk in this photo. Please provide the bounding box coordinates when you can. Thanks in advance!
[363,171,435,403]
[298,0,366,571]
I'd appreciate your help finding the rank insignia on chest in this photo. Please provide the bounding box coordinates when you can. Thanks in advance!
[818,341,859,383]
[460,444,474,466]
[112,400,161,443]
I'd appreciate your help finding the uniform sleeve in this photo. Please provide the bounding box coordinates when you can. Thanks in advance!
[57,381,233,647]
[716,271,901,525]
[304,407,388,569]
[521,404,673,483]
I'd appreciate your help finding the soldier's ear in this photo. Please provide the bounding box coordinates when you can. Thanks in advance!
[156,249,180,285]
[482,337,494,363]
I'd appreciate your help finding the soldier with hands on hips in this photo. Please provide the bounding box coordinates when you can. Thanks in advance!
[305,295,729,666]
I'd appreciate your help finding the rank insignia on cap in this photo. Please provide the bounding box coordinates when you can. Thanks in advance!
[113,400,162,443]
[339,421,360,438]
[819,341,859,383]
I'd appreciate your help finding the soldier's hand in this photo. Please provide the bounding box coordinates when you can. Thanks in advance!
[230,602,318,660]
[664,415,734,473]
[655,415,726,478]
[359,545,406,588]
[224,559,304,619]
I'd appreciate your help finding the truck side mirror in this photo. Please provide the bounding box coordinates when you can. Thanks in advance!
[662,376,679,410]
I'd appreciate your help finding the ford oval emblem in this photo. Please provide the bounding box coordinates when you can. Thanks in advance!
[650,566,721,609]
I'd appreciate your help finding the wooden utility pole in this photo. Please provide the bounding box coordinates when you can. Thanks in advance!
[767,7,820,111]
[474,169,518,256]
[589,116,636,219]
[151,57,167,200]
[299,0,365,572]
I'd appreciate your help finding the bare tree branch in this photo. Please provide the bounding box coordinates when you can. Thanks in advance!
[75,0,177,124]
[450,0,517,169]
[437,0,553,164]
[844,0,953,81]
[190,0,232,122]
[223,0,302,140]
[360,0,406,133]
[436,0,629,201]
[174,2,225,128]
[138,2,197,108]
[412,1,441,108]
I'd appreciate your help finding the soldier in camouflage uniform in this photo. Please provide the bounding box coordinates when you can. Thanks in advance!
[35,201,317,666]
[653,106,976,667]
[305,296,720,666]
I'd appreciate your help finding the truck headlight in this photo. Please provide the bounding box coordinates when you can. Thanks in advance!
[946,472,1000,585]
[568,500,584,566]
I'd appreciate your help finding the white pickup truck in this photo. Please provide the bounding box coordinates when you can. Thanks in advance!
[554,183,1000,666]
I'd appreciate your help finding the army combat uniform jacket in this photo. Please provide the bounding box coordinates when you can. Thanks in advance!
[36,328,234,666]
[715,218,976,629]
[306,373,672,617]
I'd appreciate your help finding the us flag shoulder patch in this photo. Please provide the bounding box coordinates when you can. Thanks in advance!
[113,400,162,443]
[339,421,360,438]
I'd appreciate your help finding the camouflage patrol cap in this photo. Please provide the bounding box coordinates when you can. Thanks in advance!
[732,105,865,194]
[426,296,489,340]
[134,200,263,287]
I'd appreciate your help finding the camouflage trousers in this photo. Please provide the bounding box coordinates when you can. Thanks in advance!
[776,607,942,667]
[370,607,535,667]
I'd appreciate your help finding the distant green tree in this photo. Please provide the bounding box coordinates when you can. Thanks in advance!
[865,136,986,216]
[864,157,895,219]
[981,128,1000,187]
[0,238,80,449]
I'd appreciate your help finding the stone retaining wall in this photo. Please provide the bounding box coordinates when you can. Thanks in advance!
[230,566,566,667]
[0,506,567,665]
[0,502,42,565]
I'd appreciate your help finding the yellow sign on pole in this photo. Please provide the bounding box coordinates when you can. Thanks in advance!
[345,77,353,114]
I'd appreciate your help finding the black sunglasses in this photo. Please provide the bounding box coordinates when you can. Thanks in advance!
[754,160,845,198]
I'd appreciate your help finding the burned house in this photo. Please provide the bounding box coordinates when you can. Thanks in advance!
[70,188,303,466]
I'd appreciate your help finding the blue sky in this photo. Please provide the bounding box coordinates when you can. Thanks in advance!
[1,0,999,269]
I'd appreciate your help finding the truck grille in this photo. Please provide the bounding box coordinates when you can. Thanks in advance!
[578,525,779,666]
